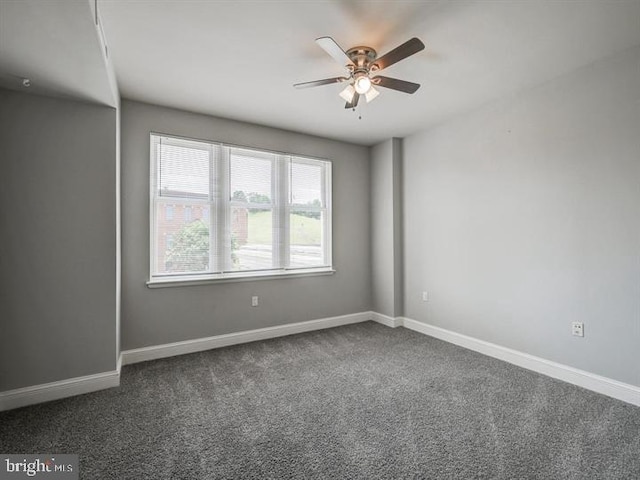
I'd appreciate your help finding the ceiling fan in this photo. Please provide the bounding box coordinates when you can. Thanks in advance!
[294,36,425,108]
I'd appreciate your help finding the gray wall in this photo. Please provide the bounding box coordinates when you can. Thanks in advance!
[403,46,640,386]
[370,138,403,318]
[0,89,118,391]
[121,100,371,350]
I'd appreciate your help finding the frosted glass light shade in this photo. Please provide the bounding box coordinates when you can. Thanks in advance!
[339,84,356,102]
[365,86,380,103]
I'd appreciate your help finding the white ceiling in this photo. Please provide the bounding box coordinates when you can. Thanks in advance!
[0,0,116,107]
[2,1,640,146]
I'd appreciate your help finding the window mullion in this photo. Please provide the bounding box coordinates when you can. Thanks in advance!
[323,162,332,267]
[271,159,279,269]
[275,155,290,269]
[216,146,231,272]
[208,144,216,273]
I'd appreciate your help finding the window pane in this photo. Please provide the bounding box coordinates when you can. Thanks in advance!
[230,150,272,205]
[291,161,322,208]
[231,206,272,271]
[155,203,210,274]
[289,210,324,268]
[158,142,210,199]
[151,134,332,282]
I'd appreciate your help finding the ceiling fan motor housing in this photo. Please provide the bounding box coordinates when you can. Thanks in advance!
[346,46,377,74]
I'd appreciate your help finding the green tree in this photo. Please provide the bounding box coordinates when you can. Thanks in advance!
[241,192,270,213]
[166,220,209,272]
[247,192,271,205]
[232,190,247,202]
[296,199,322,219]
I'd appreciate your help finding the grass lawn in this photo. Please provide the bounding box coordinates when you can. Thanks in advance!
[247,211,321,245]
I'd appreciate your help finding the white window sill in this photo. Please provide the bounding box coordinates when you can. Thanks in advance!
[147,267,336,288]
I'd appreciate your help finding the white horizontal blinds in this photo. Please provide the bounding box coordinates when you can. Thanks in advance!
[158,139,210,199]
[152,135,213,277]
[150,133,332,281]
[228,148,276,272]
[288,157,330,269]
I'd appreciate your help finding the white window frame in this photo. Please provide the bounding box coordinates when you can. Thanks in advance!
[148,133,334,287]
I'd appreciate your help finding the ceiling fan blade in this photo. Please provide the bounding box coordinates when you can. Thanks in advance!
[316,36,354,67]
[345,92,360,109]
[372,37,425,71]
[294,77,348,89]
[372,76,420,94]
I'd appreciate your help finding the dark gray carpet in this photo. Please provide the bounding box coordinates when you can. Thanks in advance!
[1,321,639,479]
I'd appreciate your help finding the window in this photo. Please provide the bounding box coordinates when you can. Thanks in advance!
[150,134,332,285]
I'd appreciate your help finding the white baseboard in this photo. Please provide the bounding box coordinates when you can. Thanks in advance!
[121,311,372,366]
[0,369,121,412]
[0,312,371,411]
[370,312,404,328]
[401,317,640,407]
[7,312,633,411]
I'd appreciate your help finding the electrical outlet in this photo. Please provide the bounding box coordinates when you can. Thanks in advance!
[422,291,428,302]
[251,296,259,307]
[571,322,584,337]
